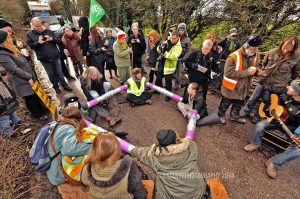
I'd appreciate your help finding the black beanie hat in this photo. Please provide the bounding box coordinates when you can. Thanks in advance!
[247,35,262,47]
[0,18,12,29]
[63,94,80,108]
[0,30,8,44]
[156,129,177,147]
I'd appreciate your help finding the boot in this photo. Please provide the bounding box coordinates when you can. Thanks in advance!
[265,159,277,179]
[244,144,259,152]
[145,99,152,105]
[240,110,250,118]
[220,117,227,124]
[108,116,122,127]
[230,116,246,124]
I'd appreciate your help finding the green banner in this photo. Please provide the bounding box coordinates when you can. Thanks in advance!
[89,0,106,28]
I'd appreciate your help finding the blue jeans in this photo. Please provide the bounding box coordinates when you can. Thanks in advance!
[271,144,300,167]
[251,120,279,145]
[0,111,20,134]
[244,83,263,113]
[251,120,300,168]
[41,59,69,89]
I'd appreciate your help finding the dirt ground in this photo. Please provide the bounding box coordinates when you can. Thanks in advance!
[1,66,299,199]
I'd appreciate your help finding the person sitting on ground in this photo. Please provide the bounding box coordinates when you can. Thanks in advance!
[129,129,209,198]
[243,80,300,179]
[81,132,147,199]
[178,82,208,120]
[126,68,152,107]
[46,106,91,199]
[80,66,121,127]
[0,30,48,121]
[0,68,20,138]
[62,27,83,77]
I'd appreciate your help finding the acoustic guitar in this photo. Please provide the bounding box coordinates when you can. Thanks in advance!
[259,94,300,147]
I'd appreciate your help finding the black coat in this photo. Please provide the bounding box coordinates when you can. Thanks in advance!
[26,29,61,62]
[182,91,208,118]
[218,38,241,60]
[128,33,146,58]
[148,40,160,68]
[184,49,216,84]
[80,77,105,101]
[0,79,18,116]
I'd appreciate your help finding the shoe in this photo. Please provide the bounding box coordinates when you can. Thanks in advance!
[220,117,227,124]
[240,110,250,118]
[109,116,122,127]
[165,96,171,102]
[38,115,48,121]
[63,86,73,92]
[55,88,62,93]
[265,159,277,179]
[230,117,246,124]
[145,99,152,105]
[251,116,261,124]
[244,144,259,152]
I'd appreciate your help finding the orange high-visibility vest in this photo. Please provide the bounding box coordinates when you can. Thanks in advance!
[222,50,256,91]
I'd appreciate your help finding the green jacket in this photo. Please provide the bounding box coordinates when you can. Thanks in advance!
[131,138,206,199]
[158,39,182,75]
[46,124,92,185]
[113,40,131,68]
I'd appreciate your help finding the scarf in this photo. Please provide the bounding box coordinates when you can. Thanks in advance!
[228,40,235,52]
[64,33,80,61]
[0,81,12,99]
[117,39,127,50]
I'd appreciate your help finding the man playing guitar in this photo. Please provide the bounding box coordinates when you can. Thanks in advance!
[244,80,300,179]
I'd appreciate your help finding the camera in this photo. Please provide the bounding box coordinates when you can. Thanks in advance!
[42,36,47,41]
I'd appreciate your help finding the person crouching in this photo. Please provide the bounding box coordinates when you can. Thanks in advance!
[126,68,152,107]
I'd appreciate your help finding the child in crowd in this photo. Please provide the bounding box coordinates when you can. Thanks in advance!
[126,68,152,107]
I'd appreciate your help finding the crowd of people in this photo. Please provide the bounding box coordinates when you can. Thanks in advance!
[0,15,299,199]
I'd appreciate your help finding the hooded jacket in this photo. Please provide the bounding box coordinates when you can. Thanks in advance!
[81,156,146,199]
[131,138,206,199]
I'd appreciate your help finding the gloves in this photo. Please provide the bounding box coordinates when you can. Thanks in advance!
[191,64,198,69]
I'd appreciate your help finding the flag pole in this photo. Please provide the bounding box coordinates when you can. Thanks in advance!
[105,14,115,29]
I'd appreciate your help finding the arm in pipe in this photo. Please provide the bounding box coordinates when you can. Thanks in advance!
[87,85,128,108]
[146,82,182,102]
[185,109,198,140]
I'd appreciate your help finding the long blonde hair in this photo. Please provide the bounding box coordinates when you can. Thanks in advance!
[3,35,20,56]
[82,66,102,90]
[85,132,121,168]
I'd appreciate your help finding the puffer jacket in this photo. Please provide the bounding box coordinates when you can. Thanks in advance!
[221,47,254,100]
[0,79,18,116]
[131,138,207,199]
[259,48,300,87]
[179,34,191,60]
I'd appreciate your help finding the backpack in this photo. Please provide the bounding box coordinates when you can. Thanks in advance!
[29,121,60,172]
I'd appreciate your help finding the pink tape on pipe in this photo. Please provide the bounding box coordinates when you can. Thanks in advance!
[185,130,195,139]
[146,82,155,89]
[191,110,197,117]
[88,99,98,107]
[171,94,183,102]
[117,138,135,153]
[119,85,128,91]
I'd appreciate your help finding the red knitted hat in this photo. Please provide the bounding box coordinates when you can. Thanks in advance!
[117,31,126,40]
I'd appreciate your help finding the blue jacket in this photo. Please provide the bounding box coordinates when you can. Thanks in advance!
[46,124,91,185]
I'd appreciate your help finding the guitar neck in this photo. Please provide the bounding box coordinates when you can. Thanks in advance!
[276,117,294,138]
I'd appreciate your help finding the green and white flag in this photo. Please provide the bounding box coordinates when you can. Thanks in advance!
[89,0,106,28]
